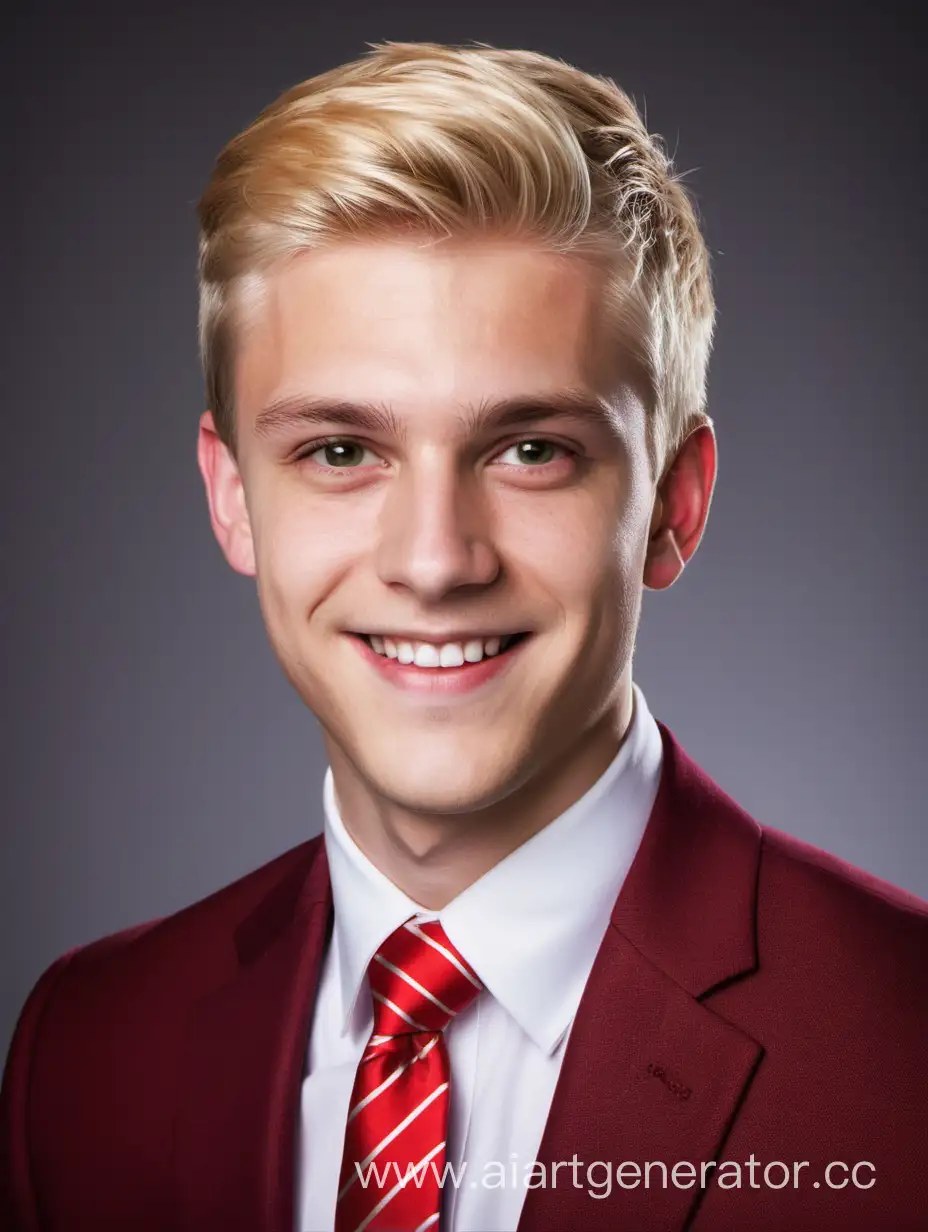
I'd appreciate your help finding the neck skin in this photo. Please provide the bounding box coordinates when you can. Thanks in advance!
[324,675,635,910]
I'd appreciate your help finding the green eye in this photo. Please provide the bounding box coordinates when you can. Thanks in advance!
[315,441,368,467]
[501,440,560,465]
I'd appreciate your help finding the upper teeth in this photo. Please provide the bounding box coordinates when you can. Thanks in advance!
[367,634,514,667]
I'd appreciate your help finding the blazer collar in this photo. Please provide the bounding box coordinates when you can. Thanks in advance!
[612,719,760,996]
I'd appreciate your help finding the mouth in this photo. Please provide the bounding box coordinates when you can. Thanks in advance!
[352,631,530,667]
[346,630,533,693]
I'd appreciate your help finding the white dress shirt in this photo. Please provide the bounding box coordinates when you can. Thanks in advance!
[296,681,664,1232]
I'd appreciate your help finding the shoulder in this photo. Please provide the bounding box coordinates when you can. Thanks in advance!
[660,720,927,966]
[658,721,926,1024]
[725,821,928,1037]
[78,832,322,962]
[757,823,927,960]
[8,834,326,1041]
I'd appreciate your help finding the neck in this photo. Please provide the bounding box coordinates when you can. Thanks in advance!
[326,680,635,910]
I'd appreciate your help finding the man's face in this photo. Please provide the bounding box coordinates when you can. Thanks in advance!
[218,239,657,814]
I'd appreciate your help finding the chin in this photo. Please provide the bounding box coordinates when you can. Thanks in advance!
[355,739,525,817]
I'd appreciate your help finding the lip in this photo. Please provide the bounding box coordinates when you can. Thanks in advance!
[347,632,531,695]
[354,631,522,644]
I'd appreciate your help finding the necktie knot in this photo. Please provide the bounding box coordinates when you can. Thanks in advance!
[368,916,482,1038]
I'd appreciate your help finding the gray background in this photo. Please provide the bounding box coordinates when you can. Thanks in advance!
[3,0,925,1059]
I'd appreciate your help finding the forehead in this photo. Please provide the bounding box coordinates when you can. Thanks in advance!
[233,240,630,422]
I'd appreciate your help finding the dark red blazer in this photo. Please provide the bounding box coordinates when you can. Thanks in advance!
[2,723,926,1232]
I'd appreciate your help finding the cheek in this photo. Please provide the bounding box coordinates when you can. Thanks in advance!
[251,494,359,625]
[502,484,645,607]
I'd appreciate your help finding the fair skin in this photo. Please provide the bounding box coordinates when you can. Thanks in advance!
[198,237,716,909]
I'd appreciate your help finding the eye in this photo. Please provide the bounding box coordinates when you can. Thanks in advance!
[496,439,567,466]
[300,439,381,469]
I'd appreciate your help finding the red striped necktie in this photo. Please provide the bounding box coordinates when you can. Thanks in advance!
[334,916,483,1232]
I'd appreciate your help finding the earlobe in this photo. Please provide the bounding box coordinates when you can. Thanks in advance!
[642,422,717,592]
[196,410,256,577]
[643,526,686,591]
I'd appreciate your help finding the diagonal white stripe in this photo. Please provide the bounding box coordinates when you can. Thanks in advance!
[372,992,429,1032]
[414,1214,440,1232]
[373,954,454,1015]
[404,921,483,989]
[337,1083,449,1201]
[350,1141,446,1232]
[348,1035,439,1123]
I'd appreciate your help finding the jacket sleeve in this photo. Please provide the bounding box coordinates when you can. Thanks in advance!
[0,951,78,1231]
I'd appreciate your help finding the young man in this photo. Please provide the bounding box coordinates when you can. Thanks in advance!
[2,39,925,1232]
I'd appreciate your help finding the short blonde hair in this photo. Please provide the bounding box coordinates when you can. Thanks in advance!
[197,40,715,475]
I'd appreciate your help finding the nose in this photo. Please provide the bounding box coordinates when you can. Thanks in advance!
[374,454,500,602]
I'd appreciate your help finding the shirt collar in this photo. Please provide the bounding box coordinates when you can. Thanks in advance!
[322,681,664,1055]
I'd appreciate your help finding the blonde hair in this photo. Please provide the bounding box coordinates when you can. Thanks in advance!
[197,40,715,475]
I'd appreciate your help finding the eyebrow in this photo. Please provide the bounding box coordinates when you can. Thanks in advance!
[252,388,623,442]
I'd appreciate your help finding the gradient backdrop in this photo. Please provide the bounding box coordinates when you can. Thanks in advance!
[3,0,925,1058]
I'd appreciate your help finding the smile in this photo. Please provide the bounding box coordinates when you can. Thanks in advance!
[358,632,526,667]
[347,632,532,693]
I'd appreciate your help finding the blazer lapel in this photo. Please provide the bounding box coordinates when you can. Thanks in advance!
[519,722,765,1232]
[172,839,333,1232]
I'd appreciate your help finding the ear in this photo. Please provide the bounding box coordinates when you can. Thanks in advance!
[196,410,256,577]
[643,422,717,591]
